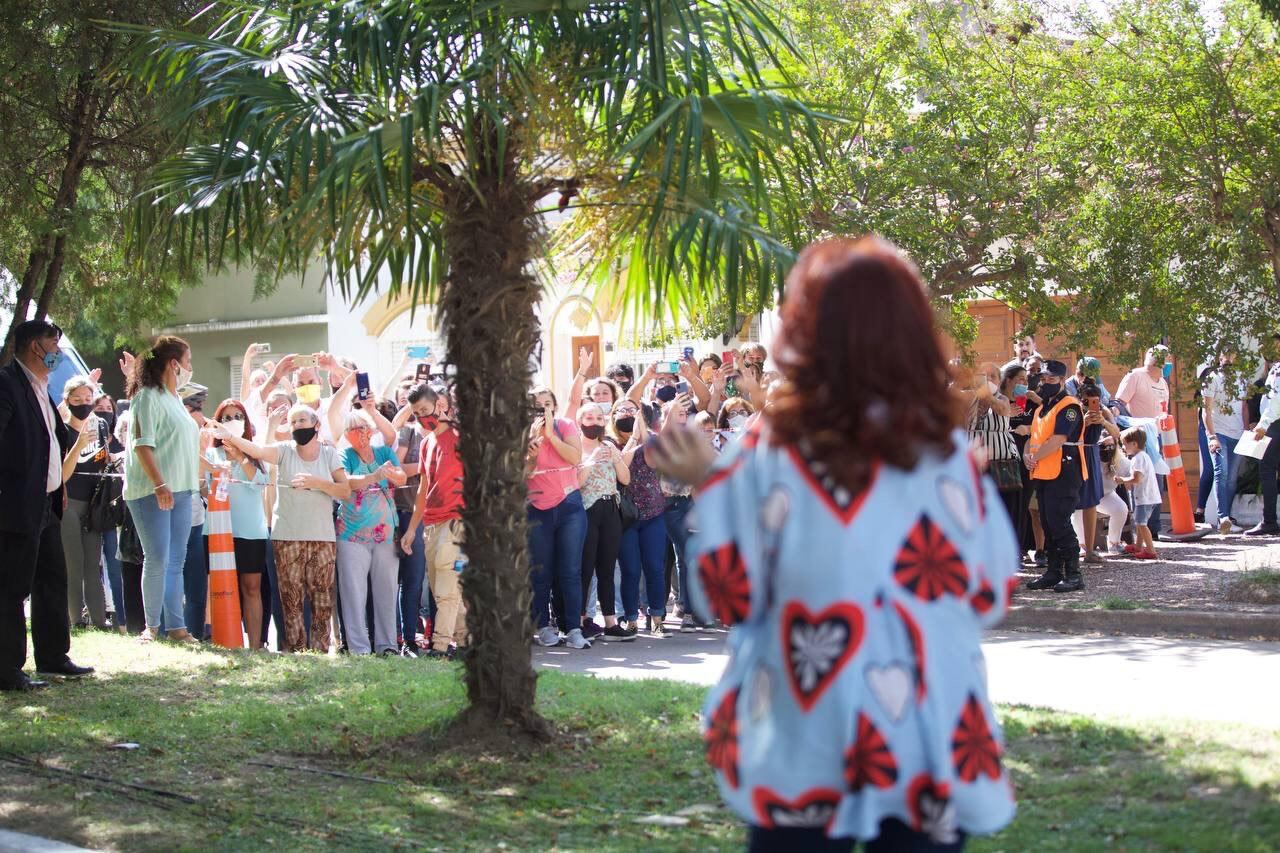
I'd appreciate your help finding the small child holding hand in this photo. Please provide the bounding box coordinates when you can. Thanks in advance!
[1120,427,1161,560]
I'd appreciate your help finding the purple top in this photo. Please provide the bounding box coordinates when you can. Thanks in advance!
[623,446,665,521]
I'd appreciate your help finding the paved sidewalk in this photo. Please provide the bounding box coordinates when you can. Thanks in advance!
[533,627,1280,727]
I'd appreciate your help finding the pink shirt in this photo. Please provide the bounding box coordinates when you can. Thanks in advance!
[1115,368,1169,419]
[527,418,580,511]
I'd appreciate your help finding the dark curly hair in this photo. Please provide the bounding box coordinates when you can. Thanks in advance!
[768,236,961,494]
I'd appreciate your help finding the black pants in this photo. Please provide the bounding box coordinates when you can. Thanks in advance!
[996,485,1022,532]
[581,498,621,618]
[0,495,71,681]
[121,560,146,634]
[1260,421,1280,524]
[1035,462,1083,560]
[748,819,966,852]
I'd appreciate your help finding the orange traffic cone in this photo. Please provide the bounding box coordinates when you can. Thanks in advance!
[1159,402,1210,541]
[207,470,244,647]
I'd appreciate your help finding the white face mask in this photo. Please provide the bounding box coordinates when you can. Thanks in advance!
[987,381,999,395]
[595,401,613,416]
[175,362,193,389]
[220,419,245,438]
[727,414,749,431]
[371,433,385,448]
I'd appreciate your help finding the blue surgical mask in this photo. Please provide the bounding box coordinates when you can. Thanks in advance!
[1013,383,1028,397]
[1162,362,1173,380]
[37,343,63,372]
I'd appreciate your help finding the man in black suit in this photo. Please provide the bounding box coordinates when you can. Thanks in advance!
[0,319,94,690]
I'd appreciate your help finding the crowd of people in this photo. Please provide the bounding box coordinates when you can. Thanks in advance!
[961,335,1280,595]
[2,311,1278,688]
[0,317,790,684]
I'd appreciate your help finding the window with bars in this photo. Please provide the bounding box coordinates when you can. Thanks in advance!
[229,353,276,398]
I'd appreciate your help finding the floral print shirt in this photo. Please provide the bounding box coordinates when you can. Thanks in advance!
[336,445,398,545]
[579,443,621,510]
[689,423,1018,842]
[623,446,666,521]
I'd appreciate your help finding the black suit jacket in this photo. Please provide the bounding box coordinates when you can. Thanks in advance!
[0,360,71,535]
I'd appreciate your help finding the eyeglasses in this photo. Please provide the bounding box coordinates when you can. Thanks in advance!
[219,413,245,422]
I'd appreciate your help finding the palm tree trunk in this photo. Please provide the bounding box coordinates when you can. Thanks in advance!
[440,158,550,738]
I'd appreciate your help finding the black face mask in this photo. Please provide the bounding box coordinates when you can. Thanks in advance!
[68,403,94,420]
[292,427,317,446]
[655,385,677,403]
[97,410,116,433]
[581,424,605,440]
[614,416,636,433]
[1040,381,1061,399]
[615,379,632,393]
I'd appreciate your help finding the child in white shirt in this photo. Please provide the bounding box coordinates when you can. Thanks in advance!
[1120,427,1160,560]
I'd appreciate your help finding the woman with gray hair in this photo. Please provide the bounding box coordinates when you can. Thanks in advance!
[212,404,350,652]
[336,409,407,655]
[59,375,116,629]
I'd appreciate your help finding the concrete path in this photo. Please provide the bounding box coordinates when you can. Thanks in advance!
[534,627,1280,727]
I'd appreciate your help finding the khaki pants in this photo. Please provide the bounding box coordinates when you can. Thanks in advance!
[423,519,467,651]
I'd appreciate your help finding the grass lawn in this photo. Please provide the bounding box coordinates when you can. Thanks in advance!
[2,632,1277,852]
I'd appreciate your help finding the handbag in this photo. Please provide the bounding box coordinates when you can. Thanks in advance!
[86,458,126,532]
[117,504,144,564]
[618,491,639,529]
[988,457,1023,492]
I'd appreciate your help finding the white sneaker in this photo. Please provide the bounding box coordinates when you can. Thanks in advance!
[535,626,562,647]
[564,628,592,650]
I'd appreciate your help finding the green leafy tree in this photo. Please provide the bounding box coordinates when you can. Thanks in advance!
[1041,0,1280,375]
[126,0,828,736]
[0,0,201,362]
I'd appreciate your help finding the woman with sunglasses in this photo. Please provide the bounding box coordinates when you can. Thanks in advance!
[206,399,271,649]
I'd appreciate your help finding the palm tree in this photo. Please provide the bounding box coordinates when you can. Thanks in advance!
[124,0,830,737]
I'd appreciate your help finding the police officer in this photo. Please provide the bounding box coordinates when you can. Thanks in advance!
[1024,359,1088,592]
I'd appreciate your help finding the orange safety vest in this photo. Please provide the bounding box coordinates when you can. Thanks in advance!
[1028,394,1089,482]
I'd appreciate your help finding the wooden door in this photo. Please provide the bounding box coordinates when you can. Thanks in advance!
[572,335,601,380]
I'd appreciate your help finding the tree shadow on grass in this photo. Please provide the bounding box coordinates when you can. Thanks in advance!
[0,649,729,851]
[984,708,1280,852]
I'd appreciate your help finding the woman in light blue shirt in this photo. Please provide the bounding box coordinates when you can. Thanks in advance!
[207,398,271,650]
[651,238,1017,851]
[123,336,201,643]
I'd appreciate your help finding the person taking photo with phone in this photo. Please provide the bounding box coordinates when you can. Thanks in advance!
[525,388,590,649]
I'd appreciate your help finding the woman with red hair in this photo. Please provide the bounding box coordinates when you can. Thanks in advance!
[651,237,1019,851]
[206,398,271,649]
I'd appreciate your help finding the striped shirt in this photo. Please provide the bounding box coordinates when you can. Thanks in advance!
[968,397,1018,462]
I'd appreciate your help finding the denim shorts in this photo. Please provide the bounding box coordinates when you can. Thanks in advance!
[1134,503,1159,526]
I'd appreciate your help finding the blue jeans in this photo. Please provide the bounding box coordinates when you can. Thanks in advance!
[1211,433,1242,520]
[102,527,125,628]
[527,492,587,631]
[183,524,207,640]
[663,497,693,612]
[1196,420,1214,511]
[127,491,193,631]
[620,514,669,622]
[397,510,426,646]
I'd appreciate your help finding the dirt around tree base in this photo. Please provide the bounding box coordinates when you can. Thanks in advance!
[390,703,562,763]
[1012,535,1280,615]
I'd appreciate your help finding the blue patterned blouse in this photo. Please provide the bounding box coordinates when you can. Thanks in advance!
[687,423,1018,842]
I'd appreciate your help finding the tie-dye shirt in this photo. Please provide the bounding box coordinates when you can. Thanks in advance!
[687,423,1018,842]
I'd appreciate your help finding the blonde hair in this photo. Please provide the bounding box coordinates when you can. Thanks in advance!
[62,375,98,400]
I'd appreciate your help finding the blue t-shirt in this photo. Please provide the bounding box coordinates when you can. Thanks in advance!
[206,448,270,540]
[337,445,398,544]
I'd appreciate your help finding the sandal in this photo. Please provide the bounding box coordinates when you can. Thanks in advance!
[165,629,199,644]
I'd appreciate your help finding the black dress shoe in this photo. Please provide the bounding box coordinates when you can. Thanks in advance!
[0,672,50,691]
[37,660,95,679]
[1244,522,1280,537]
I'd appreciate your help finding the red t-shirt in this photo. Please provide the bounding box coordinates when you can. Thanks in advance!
[420,428,464,525]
